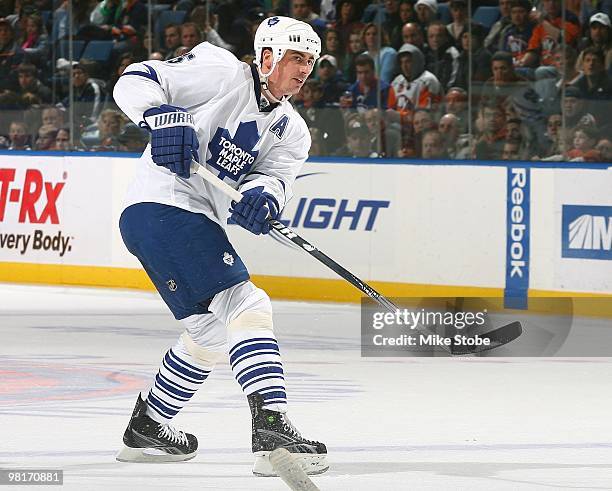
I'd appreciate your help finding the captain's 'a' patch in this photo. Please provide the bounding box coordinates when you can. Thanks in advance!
[270,115,289,139]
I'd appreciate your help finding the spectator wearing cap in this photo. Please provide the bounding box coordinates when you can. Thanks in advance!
[391,0,417,49]
[296,79,346,154]
[576,13,612,74]
[0,18,24,91]
[362,22,398,83]
[400,22,425,50]
[485,0,513,52]
[15,63,51,104]
[340,54,397,110]
[390,43,442,128]
[334,117,372,157]
[447,0,468,42]
[519,0,581,71]
[315,54,348,104]
[61,63,106,127]
[415,0,437,30]
[423,21,460,90]
[498,0,535,75]
[455,23,492,90]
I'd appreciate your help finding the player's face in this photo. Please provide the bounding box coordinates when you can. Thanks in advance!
[268,49,315,97]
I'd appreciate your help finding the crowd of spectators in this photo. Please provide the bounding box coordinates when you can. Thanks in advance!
[0,0,610,161]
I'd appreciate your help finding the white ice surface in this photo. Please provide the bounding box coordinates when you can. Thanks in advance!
[1,284,612,490]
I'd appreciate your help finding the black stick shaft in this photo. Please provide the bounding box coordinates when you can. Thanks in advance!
[268,219,399,313]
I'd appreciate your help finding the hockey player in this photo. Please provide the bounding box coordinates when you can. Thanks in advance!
[112,16,328,476]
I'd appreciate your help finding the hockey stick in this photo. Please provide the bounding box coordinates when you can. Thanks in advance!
[191,162,522,355]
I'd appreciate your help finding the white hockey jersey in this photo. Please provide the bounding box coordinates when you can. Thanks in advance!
[113,42,311,227]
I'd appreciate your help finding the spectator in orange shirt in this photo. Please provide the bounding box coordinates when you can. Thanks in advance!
[519,0,580,70]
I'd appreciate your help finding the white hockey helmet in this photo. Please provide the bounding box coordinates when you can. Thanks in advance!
[254,16,321,78]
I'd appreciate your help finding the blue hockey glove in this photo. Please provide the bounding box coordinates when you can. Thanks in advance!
[141,104,199,179]
[228,186,279,235]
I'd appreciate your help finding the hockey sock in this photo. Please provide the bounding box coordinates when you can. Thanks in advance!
[145,339,212,423]
[228,330,287,413]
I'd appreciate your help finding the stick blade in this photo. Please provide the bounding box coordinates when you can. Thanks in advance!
[451,321,523,355]
[269,448,321,491]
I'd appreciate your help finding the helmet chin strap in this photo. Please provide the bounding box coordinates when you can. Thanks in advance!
[256,62,289,103]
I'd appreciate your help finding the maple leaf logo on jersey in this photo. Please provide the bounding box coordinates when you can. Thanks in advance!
[207,121,260,181]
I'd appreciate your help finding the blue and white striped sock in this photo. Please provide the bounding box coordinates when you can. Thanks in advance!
[145,345,211,423]
[229,334,287,412]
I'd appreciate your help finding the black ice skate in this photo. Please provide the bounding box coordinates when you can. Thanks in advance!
[248,392,328,476]
[116,393,198,463]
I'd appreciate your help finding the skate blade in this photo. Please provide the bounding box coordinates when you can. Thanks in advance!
[253,451,328,477]
[116,445,197,463]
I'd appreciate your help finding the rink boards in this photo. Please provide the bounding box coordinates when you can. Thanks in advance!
[0,151,610,310]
